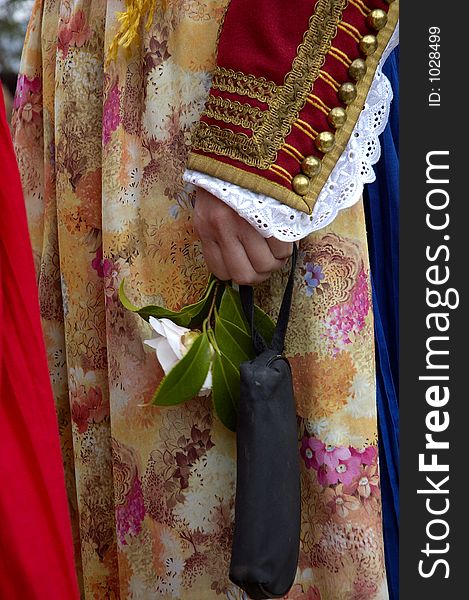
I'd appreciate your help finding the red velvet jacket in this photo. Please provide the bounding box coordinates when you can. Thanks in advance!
[188,0,399,214]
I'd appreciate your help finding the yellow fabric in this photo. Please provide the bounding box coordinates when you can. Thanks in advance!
[107,0,166,61]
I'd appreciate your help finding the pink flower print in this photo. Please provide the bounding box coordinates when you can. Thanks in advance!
[86,386,108,424]
[316,464,338,486]
[21,94,41,122]
[301,436,320,470]
[102,81,120,145]
[71,400,90,434]
[57,9,91,57]
[324,484,360,518]
[309,438,351,469]
[69,10,91,48]
[116,476,145,545]
[349,464,380,499]
[14,75,41,110]
[103,258,130,301]
[57,25,73,57]
[350,444,378,466]
[334,455,361,486]
[325,269,371,350]
[91,247,104,277]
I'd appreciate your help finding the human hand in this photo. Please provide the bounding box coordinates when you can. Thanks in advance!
[193,188,293,285]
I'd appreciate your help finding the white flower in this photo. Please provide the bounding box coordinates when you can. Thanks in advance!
[144,317,212,394]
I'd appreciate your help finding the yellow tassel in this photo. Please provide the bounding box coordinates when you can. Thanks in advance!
[107,0,167,62]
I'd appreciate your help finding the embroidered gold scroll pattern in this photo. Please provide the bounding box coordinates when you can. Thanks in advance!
[192,0,347,169]
[211,68,279,105]
[204,96,265,130]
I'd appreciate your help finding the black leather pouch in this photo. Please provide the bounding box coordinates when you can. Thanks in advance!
[229,246,301,600]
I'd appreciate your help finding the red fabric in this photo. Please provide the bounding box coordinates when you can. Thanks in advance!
[0,90,79,599]
[194,0,393,191]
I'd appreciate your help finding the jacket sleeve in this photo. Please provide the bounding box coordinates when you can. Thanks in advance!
[187,0,399,215]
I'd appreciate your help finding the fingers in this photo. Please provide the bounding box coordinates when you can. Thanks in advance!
[266,237,294,260]
[240,228,287,275]
[219,238,271,285]
[201,240,230,281]
[193,188,292,285]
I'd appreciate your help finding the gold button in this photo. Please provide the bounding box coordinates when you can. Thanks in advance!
[367,9,388,31]
[292,174,311,196]
[301,155,322,178]
[359,34,378,56]
[349,58,367,81]
[315,131,335,153]
[338,82,357,105]
[328,107,347,129]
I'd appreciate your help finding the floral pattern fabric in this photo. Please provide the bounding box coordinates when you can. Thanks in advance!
[13,1,388,598]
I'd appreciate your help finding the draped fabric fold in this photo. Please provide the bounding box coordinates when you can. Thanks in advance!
[0,89,79,600]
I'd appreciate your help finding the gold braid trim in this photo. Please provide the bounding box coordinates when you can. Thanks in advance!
[205,96,265,130]
[190,0,348,169]
[211,67,279,105]
[107,0,167,61]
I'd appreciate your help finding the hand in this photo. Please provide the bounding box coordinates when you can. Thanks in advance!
[193,188,293,285]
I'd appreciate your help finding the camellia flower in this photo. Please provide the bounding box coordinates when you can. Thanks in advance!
[144,317,212,395]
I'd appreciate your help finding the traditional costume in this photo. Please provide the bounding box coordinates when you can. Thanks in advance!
[13,1,399,598]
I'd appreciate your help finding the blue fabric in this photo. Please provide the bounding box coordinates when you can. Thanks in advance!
[363,48,399,600]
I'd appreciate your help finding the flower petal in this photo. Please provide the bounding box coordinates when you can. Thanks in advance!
[155,339,179,374]
[148,316,165,337]
[158,318,190,359]
[199,368,213,395]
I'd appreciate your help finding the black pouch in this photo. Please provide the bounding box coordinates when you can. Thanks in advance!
[229,245,301,600]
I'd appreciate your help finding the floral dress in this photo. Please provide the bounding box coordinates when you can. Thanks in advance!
[13,0,390,598]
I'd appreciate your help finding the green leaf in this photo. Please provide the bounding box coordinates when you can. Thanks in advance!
[152,332,212,406]
[214,312,254,365]
[119,277,220,327]
[218,287,250,334]
[212,352,239,431]
[187,278,224,328]
[253,305,275,345]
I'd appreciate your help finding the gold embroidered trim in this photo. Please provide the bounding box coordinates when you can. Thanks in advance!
[205,96,264,130]
[189,0,400,215]
[188,154,313,213]
[337,22,362,43]
[308,1,399,209]
[329,46,352,68]
[283,143,305,161]
[211,67,279,105]
[319,70,341,91]
[191,0,348,169]
[281,146,303,163]
[306,98,329,116]
[350,0,370,16]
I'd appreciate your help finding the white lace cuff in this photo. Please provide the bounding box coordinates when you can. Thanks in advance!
[184,25,399,242]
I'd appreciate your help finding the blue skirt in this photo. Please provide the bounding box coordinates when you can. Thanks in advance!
[363,47,399,600]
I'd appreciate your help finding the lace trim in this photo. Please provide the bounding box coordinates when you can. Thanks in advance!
[184,26,399,242]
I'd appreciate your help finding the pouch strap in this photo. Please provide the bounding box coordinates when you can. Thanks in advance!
[239,244,297,356]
